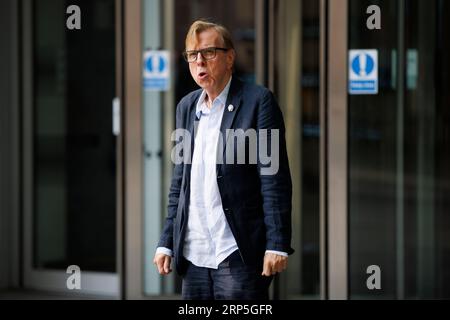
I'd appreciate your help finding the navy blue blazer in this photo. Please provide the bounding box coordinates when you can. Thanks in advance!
[158,77,294,275]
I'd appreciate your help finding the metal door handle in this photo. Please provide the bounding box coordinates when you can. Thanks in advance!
[112,97,120,136]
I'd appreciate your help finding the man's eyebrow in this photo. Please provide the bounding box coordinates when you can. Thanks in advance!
[197,45,215,50]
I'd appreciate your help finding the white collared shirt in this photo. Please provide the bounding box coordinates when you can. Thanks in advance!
[156,76,287,267]
[182,77,238,269]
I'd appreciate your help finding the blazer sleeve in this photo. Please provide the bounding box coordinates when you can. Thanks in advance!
[157,101,185,250]
[256,89,294,255]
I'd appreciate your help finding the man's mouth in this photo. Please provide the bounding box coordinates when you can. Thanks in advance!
[198,72,208,79]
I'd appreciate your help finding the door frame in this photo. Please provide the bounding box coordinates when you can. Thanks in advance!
[326,0,348,300]
[123,0,143,299]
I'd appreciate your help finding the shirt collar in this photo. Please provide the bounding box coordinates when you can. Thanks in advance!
[196,76,232,119]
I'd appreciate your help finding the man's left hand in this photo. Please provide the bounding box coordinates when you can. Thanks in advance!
[261,252,288,277]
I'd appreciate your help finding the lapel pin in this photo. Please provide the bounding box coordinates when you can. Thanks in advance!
[228,104,234,112]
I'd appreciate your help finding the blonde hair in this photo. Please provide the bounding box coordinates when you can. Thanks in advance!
[185,19,235,50]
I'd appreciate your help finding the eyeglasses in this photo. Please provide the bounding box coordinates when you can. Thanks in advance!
[183,47,228,63]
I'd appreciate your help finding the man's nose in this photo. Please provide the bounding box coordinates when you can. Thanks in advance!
[196,52,206,65]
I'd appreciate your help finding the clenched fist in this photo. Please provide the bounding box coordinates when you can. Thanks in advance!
[153,253,172,275]
[261,252,288,277]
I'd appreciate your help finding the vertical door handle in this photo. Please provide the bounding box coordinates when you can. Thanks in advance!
[113,97,121,136]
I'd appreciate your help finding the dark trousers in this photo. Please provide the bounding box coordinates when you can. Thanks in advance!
[182,250,273,300]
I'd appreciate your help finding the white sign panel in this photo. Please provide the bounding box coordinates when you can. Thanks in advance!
[143,50,170,91]
[349,49,378,95]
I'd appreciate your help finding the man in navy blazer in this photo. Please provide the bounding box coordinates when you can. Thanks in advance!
[154,20,293,300]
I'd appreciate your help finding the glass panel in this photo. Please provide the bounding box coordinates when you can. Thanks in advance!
[402,0,450,299]
[348,0,450,299]
[299,0,320,298]
[348,0,399,299]
[271,0,320,299]
[33,0,117,272]
[142,0,164,295]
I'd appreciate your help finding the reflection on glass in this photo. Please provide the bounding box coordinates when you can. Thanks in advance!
[402,0,450,299]
[33,0,117,272]
[299,0,320,298]
[268,0,321,299]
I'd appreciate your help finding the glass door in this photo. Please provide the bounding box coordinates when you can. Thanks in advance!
[347,0,450,299]
[23,0,123,296]
[270,0,322,299]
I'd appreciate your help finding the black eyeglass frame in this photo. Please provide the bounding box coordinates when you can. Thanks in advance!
[182,47,229,62]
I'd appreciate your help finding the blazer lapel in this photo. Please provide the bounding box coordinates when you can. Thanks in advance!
[218,77,243,168]
[185,91,202,184]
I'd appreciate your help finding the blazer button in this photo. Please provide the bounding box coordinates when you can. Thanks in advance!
[217,175,223,179]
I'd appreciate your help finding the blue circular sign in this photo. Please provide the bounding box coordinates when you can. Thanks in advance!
[352,54,375,76]
[146,55,166,73]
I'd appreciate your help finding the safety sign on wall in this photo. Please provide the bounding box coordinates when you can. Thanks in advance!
[349,49,378,95]
[143,50,170,91]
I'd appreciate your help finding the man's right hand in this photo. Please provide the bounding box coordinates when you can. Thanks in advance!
[153,253,172,275]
